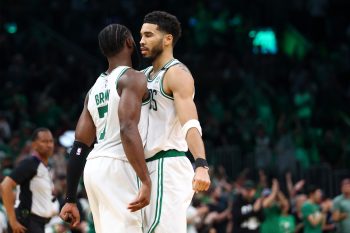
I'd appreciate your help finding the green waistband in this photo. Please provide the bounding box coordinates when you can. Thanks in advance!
[146,150,186,162]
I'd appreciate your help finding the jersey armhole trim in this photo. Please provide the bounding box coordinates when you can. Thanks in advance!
[142,95,151,105]
[159,60,181,100]
[160,74,174,100]
[115,67,131,91]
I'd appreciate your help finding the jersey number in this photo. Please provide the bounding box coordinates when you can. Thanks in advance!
[98,105,108,140]
[149,89,158,111]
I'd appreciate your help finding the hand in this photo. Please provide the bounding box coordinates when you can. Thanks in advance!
[272,179,279,193]
[193,167,211,192]
[294,180,305,192]
[341,212,348,219]
[60,203,80,228]
[9,217,27,233]
[128,181,151,212]
[285,172,292,181]
[253,198,262,212]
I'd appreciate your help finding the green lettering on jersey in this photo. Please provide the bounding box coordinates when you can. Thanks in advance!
[95,90,110,106]
[99,93,104,104]
[97,104,108,140]
[104,89,110,101]
[98,105,108,118]
[99,127,106,140]
[95,94,100,105]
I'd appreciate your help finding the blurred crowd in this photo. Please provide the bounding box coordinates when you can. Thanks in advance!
[185,166,350,233]
[1,0,350,232]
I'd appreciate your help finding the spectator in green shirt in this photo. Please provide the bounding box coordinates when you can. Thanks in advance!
[278,208,296,233]
[260,179,289,233]
[302,185,324,233]
[332,178,350,233]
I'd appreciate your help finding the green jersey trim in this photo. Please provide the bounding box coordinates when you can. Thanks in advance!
[160,74,174,100]
[115,67,131,91]
[146,150,186,162]
[142,96,151,105]
[159,59,181,100]
[146,59,176,82]
[147,158,164,233]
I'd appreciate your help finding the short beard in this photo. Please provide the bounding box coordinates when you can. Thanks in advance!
[147,42,163,63]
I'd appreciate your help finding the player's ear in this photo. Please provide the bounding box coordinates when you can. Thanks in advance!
[126,37,134,49]
[164,34,173,46]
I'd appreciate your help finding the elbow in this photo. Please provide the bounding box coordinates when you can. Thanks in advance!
[120,121,137,138]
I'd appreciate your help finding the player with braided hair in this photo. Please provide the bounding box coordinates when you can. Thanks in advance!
[60,24,151,233]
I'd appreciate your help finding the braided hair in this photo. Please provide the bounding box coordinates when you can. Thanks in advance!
[98,24,131,57]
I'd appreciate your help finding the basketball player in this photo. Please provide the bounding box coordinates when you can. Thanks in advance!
[59,24,151,233]
[139,11,211,233]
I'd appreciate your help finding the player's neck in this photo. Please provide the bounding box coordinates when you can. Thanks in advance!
[107,56,132,74]
[152,51,173,73]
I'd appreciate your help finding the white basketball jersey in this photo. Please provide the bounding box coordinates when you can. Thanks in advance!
[143,59,188,159]
[87,66,149,160]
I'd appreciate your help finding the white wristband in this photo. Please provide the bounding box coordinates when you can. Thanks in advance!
[181,119,202,138]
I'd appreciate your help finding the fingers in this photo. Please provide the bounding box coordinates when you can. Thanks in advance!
[71,215,80,228]
[20,224,27,233]
[60,211,80,227]
[127,196,150,212]
[127,201,145,212]
[60,211,70,222]
[127,199,149,212]
[13,225,26,233]
[192,178,210,192]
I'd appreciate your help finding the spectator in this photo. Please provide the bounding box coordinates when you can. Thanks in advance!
[321,197,335,233]
[186,199,209,233]
[302,185,324,233]
[332,178,350,233]
[260,179,289,233]
[293,194,307,233]
[231,180,263,233]
[278,204,296,233]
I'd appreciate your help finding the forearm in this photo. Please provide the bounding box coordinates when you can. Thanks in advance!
[214,209,230,222]
[1,185,16,222]
[333,211,347,221]
[66,141,90,203]
[186,128,206,159]
[277,192,289,211]
[308,214,323,226]
[339,212,348,220]
[263,193,277,207]
[121,125,150,184]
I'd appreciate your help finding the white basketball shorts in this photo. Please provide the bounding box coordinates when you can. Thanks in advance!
[84,157,143,233]
[142,151,195,233]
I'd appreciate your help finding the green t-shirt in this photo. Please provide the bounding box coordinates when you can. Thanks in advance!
[332,194,350,233]
[278,214,296,233]
[261,204,281,233]
[301,201,322,233]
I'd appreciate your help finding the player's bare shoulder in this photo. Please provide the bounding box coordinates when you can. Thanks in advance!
[118,68,148,97]
[174,63,192,75]
[166,63,194,94]
[120,69,147,86]
[124,69,147,80]
[167,63,194,83]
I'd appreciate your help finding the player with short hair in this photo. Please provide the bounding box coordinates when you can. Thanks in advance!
[59,24,151,233]
[139,11,211,233]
